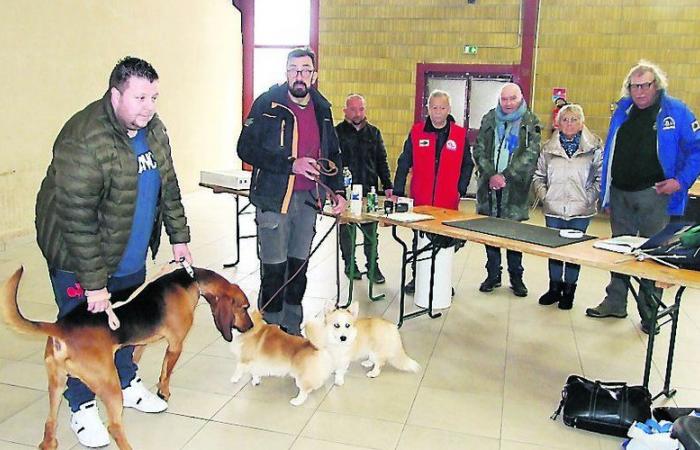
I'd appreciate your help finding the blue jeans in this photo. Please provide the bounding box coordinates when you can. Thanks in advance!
[544,216,591,283]
[484,245,523,278]
[49,267,145,412]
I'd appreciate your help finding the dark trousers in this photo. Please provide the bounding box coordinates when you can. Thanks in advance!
[339,222,378,269]
[49,267,145,412]
[545,216,591,283]
[484,245,523,278]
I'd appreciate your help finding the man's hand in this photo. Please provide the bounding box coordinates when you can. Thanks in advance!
[655,178,681,195]
[172,243,193,264]
[292,157,320,180]
[331,193,347,215]
[85,288,111,314]
[489,174,506,190]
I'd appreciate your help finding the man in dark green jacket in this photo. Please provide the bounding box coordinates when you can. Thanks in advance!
[35,57,192,448]
[473,83,541,297]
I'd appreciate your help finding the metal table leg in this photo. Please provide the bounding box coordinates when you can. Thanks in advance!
[224,194,256,268]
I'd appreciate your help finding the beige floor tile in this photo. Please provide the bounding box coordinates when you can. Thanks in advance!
[234,373,332,409]
[213,395,315,434]
[169,353,241,396]
[421,354,505,395]
[301,410,403,450]
[397,424,500,450]
[407,386,502,439]
[499,439,577,450]
[164,385,232,420]
[0,395,77,448]
[319,375,418,423]
[0,385,44,427]
[0,440,34,449]
[181,420,294,450]
[291,437,375,450]
[0,360,47,391]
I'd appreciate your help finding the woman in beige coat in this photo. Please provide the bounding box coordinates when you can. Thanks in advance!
[532,104,603,309]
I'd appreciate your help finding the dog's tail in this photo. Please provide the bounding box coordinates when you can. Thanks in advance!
[390,348,421,373]
[1,267,62,338]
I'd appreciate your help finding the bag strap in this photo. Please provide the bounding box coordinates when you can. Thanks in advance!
[550,388,567,420]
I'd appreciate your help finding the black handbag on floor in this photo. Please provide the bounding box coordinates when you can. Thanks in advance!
[550,375,652,437]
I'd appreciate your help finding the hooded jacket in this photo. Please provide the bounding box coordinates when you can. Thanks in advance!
[35,92,190,290]
[533,126,603,219]
[473,108,541,221]
[237,83,344,213]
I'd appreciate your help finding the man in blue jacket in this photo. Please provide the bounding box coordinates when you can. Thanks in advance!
[586,60,700,334]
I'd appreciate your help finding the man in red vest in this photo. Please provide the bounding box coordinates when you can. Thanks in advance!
[393,89,474,293]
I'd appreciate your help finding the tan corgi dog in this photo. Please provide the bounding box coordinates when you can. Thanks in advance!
[323,302,420,385]
[229,310,332,406]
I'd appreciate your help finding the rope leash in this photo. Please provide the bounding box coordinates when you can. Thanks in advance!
[105,259,195,330]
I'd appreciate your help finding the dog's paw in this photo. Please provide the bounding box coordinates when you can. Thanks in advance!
[230,374,242,383]
[361,359,374,368]
[366,368,380,378]
[290,395,306,406]
[251,375,261,386]
[334,376,345,386]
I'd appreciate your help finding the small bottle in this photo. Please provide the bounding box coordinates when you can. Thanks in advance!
[367,186,378,213]
[343,167,352,205]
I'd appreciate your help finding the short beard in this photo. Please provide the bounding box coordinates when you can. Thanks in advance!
[289,82,309,98]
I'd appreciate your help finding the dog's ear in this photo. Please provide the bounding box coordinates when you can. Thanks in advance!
[212,299,234,342]
[323,300,337,317]
[348,301,359,318]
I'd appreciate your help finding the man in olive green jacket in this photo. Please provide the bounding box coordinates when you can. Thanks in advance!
[35,57,192,448]
[473,83,541,297]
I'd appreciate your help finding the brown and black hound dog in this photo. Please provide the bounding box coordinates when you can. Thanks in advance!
[0,266,253,450]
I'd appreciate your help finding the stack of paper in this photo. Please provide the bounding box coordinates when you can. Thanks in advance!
[593,236,648,254]
[385,212,434,223]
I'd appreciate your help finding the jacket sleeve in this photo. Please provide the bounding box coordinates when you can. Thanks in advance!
[393,133,413,196]
[156,123,190,245]
[589,143,604,208]
[473,115,497,180]
[53,139,109,290]
[237,95,294,175]
[503,115,542,184]
[674,105,700,191]
[374,128,393,191]
[457,137,474,197]
[325,111,345,193]
[532,150,548,201]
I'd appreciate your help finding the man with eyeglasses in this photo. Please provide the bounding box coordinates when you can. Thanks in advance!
[237,47,346,336]
[586,60,700,335]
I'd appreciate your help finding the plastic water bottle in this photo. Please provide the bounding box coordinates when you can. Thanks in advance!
[367,186,378,213]
[343,167,352,203]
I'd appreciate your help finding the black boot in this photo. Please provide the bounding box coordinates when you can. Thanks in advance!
[259,262,287,325]
[558,283,576,310]
[281,257,308,336]
[479,274,502,292]
[539,280,564,305]
[344,262,362,280]
[509,276,528,297]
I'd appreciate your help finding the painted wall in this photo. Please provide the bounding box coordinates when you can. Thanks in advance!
[0,1,242,243]
[319,0,700,171]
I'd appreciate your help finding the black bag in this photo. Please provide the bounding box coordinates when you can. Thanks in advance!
[639,223,700,270]
[550,375,652,437]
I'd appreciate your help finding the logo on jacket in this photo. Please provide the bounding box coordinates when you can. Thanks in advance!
[418,139,430,147]
[137,151,158,174]
[446,139,457,151]
[692,120,700,133]
[662,116,676,131]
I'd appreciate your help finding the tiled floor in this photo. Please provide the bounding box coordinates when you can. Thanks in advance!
[1,189,700,449]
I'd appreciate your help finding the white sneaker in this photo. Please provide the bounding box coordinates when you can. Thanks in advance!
[70,400,110,448]
[122,377,168,413]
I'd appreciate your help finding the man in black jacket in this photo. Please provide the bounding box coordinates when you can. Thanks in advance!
[335,94,393,283]
[237,47,346,335]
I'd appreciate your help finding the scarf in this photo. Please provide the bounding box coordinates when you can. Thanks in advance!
[493,101,527,172]
[559,131,581,158]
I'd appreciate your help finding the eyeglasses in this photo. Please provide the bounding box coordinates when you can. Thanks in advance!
[287,68,314,77]
[628,81,655,91]
[560,116,581,124]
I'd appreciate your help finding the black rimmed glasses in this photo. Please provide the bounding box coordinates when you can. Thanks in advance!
[287,68,314,78]
[628,81,655,91]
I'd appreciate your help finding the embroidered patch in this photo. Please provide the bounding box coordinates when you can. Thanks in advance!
[662,116,676,130]
[446,139,457,151]
[418,139,430,147]
[692,120,700,133]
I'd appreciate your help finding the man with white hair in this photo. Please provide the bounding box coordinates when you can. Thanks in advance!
[473,82,541,297]
[586,60,700,335]
[394,89,474,294]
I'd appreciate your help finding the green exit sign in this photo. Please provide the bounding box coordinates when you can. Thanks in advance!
[464,45,478,55]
